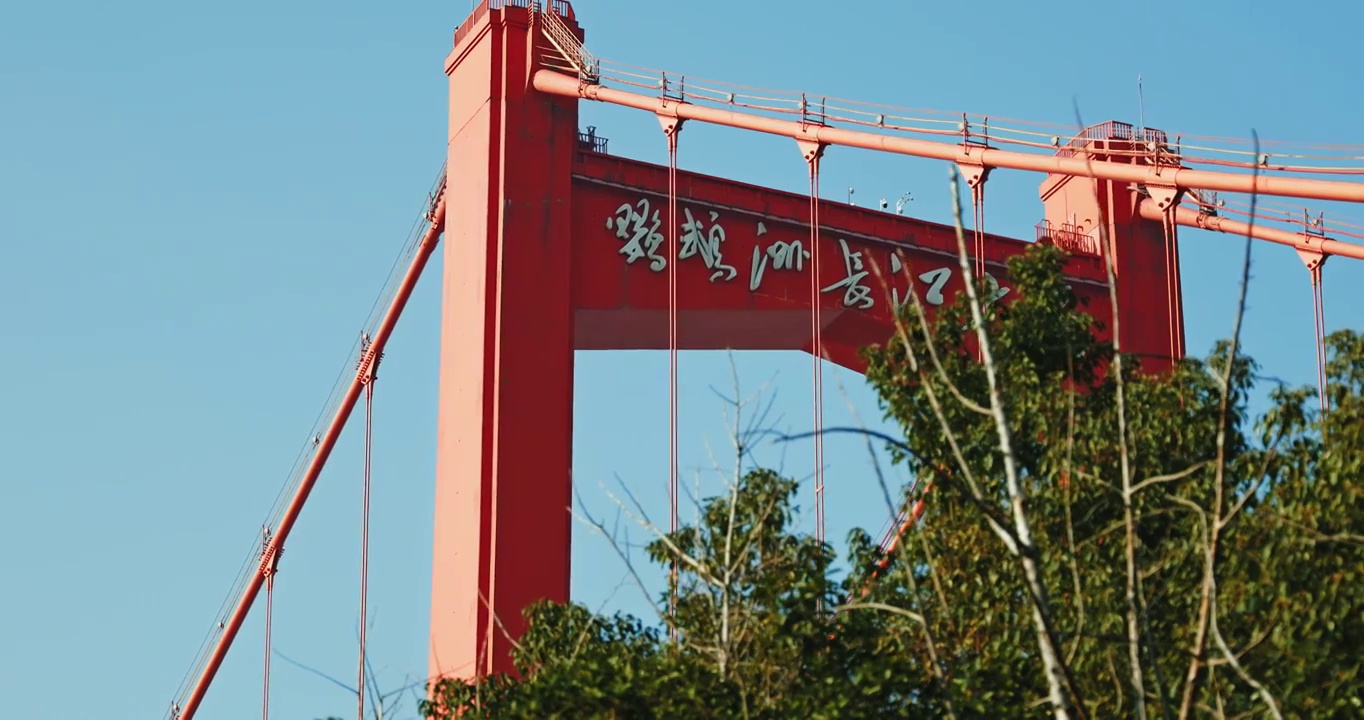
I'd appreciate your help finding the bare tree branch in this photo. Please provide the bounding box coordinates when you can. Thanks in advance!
[1070,99,1155,720]
[1177,131,1261,720]
[572,483,668,623]
[1062,351,1089,668]
[1130,462,1210,496]
[903,530,960,720]
[1219,427,1286,529]
[1210,611,1283,720]
[831,368,900,521]
[836,601,926,624]
[949,164,1082,720]
[863,252,991,420]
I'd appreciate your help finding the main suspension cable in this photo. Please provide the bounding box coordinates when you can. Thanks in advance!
[594,58,1364,176]
[169,177,447,720]
[536,69,1364,207]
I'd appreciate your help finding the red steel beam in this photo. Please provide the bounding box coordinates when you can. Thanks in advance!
[533,70,1364,205]
[1138,200,1364,261]
[175,192,446,720]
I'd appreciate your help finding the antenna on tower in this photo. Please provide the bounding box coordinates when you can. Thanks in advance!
[1137,74,1146,133]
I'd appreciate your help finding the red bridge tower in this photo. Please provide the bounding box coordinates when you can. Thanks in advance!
[430,0,1182,681]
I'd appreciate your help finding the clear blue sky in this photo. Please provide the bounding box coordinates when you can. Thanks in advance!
[3,0,1362,717]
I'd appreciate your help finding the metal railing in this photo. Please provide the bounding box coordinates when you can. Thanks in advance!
[453,0,576,49]
[1055,120,1170,159]
[577,126,609,153]
[536,1,599,81]
[1036,220,1102,256]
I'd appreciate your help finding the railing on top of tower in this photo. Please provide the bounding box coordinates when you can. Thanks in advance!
[453,0,575,45]
[452,0,599,82]
[1054,120,1180,165]
[1055,120,1169,155]
[535,1,599,82]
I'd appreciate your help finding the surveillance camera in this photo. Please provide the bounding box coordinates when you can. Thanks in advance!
[879,198,888,209]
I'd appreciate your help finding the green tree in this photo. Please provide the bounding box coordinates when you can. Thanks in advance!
[422,238,1364,719]
[423,467,926,718]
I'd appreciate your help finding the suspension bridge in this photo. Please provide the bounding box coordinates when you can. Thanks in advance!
[155,2,1364,717]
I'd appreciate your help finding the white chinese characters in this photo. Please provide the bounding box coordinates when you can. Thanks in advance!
[750,233,810,292]
[604,198,1012,313]
[606,199,667,271]
[821,238,874,310]
[679,208,738,282]
[605,199,737,282]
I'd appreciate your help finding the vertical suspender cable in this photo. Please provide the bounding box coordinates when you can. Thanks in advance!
[972,185,986,282]
[260,528,275,720]
[1169,217,1185,359]
[1163,212,1181,362]
[972,184,988,364]
[1311,266,1328,412]
[262,573,273,720]
[962,120,988,283]
[807,153,826,549]
[356,334,378,720]
[959,162,990,363]
[664,121,681,639]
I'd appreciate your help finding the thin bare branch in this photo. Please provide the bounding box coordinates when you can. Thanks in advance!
[1062,351,1088,668]
[901,530,960,720]
[880,292,1022,551]
[1220,428,1286,529]
[865,250,991,418]
[836,601,926,625]
[272,645,426,720]
[852,235,1025,550]
[776,427,913,458]
[1260,511,1364,546]
[1070,99,1153,720]
[572,482,666,623]
[949,164,1081,720]
[1177,131,1261,720]
[271,649,354,694]
[1130,462,1210,496]
[831,368,900,520]
[1210,614,1284,720]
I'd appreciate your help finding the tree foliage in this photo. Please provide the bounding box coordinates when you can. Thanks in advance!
[423,468,924,718]
[422,245,1364,719]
